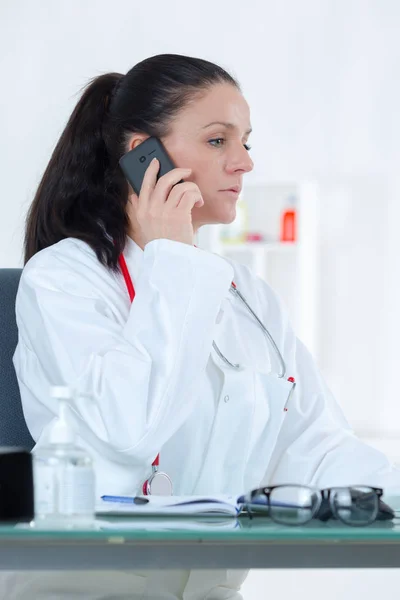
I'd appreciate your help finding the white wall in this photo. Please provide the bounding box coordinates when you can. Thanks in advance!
[2,1,400,597]
[2,0,400,262]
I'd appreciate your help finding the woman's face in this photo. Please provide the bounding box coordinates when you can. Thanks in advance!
[161,83,254,231]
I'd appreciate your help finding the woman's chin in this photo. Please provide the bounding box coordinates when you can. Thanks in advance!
[218,209,237,225]
[192,203,237,227]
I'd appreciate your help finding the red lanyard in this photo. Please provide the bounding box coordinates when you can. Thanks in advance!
[119,253,135,302]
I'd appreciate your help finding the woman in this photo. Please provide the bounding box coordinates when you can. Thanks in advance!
[11,53,400,599]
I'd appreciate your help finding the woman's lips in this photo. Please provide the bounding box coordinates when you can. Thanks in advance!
[219,189,241,197]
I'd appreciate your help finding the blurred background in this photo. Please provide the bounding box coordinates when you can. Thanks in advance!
[1,0,400,597]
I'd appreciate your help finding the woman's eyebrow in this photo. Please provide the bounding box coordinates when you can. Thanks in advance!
[202,121,252,135]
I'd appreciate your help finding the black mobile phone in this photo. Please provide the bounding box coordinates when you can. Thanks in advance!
[119,137,176,196]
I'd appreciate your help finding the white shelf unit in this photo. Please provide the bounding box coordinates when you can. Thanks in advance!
[196,181,319,357]
[219,241,297,279]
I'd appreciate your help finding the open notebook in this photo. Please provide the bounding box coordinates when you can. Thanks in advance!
[97,495,243,517]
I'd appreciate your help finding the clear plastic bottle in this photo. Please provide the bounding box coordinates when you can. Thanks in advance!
[33,386,95,526]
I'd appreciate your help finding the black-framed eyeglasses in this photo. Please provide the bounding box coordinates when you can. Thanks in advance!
[242,484,384,526]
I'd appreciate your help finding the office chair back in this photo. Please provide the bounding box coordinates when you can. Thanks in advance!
[0,269,34,449]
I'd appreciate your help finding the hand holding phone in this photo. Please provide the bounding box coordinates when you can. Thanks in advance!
[119,137,177,196]
[120,137,204,247]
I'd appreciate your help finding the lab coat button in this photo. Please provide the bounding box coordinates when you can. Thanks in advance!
[224,395,230,403]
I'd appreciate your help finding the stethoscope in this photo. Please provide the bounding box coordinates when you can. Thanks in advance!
[118,252,295,495]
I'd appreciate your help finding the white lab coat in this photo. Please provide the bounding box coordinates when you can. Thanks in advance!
[10,235,400,599]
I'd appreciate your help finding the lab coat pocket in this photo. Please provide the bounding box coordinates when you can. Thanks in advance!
[243,373,294,491]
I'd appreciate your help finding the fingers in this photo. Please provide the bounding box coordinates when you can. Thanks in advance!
[179,192,204,210]
[139,158,161,203]
[168,182,204,210]
[135,158,203,218]
[128,159,202,247]
[151,167,193,206]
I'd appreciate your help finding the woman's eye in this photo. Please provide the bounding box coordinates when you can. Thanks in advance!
[208,138,252,151]
[208,138,225,147]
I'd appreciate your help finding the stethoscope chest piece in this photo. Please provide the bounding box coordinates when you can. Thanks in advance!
[142,453,173,496]
[142,470,173,496]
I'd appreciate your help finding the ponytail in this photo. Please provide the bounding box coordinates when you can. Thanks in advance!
[24,72,128,270]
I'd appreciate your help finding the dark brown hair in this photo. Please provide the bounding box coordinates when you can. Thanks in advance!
[24,54,239,270]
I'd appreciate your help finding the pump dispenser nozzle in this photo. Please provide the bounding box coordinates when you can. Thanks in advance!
[49,386,76,445]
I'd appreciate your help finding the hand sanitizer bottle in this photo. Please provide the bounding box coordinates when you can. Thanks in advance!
[33,386,95,525]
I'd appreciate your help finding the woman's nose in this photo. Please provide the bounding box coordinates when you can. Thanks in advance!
[225,146,254,174]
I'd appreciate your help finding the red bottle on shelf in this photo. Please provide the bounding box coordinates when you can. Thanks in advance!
[280,195,297,242]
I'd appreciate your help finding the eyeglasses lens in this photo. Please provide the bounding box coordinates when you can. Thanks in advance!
[268,486,320,525]
[331,486,378,525]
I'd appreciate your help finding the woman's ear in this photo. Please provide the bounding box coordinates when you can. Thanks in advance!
[128,134,150,152]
